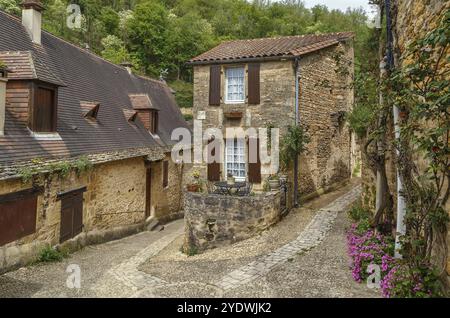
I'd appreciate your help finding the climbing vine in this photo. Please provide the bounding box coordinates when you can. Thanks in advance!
[18,156,93,184]
[386,10,449,291]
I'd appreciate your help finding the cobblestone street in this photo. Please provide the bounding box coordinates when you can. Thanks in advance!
[0,182,378,298]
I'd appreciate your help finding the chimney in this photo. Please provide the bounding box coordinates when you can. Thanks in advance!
[120,62,133,75]
[0,65,8,136]
[21,0,44,45]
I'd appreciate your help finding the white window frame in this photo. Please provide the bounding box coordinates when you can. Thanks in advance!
[225,66,245,104]
[225,138,246,182]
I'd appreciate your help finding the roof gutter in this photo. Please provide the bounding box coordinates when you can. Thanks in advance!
[186,55,296,66]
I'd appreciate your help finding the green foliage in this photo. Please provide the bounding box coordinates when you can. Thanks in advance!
[387,11,450,274]
[0,0,20,15]
[36,245,68,263]
[31,0,372,92]
[0,59,5,69]
[169,80,193,108]
[181,244,198,257]
[280,125,310,171]
[348,203,371,223]
[386,264,445,298]
[348,102,375,138]
[183,114,193,121]
[17,156,93,182]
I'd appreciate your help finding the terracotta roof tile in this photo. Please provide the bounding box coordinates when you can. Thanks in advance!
[189,32,354,64]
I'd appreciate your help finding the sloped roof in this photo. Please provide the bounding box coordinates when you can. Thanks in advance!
[188,32,354,65]
[0,51,65,86]
[0,10,188,167]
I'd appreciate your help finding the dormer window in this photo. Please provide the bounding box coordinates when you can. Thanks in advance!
[30,84,57,132]
[128,93,160,134]
[123,109,138,122]
[80,101,100,120]
[0,51,65,137]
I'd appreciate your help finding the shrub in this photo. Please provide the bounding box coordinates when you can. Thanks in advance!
[348,204,371,222]
[381,264,444,298]
[36,245,68,263]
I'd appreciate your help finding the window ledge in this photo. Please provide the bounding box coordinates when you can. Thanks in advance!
[29,131,62,141]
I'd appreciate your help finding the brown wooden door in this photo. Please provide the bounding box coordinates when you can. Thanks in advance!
[34,87,55,132]
[145,168,152,218]
[60,191,84,243]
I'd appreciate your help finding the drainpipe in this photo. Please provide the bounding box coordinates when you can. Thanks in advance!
[293,57,300,207]
[385,0,406,258]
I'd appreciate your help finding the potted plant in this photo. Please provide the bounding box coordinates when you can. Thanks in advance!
[227,172,235,185]
[267,175,280,191]
[187,170,202,192]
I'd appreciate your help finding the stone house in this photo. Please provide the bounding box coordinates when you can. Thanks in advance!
[188,32,355,203]
[0,2,188,273]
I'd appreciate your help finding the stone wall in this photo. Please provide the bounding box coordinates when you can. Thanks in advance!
[298,41,354,196]
[192,41,354,198]
[184,191,281,251]
[360,0,450,274]
[150,153,184,223]
[0,155,184,273]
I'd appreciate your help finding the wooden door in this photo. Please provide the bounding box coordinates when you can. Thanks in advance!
[59,190,84,243]
[145,168,152,218]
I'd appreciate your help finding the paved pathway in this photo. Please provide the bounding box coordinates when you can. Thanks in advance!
[0,183,379,298]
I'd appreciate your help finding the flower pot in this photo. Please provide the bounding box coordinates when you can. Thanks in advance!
[268,179,280,190]
[187,184,200,192]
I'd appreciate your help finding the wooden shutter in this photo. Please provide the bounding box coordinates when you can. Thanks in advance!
[207,139,221,181]
[34,87,56,132]
[209,65,221,106]
[248,63,260,104]
[58,188,85,243]
[60,196,74,243]
[162,161,169,188]
[0,189,38,246]
[248,138,261,183]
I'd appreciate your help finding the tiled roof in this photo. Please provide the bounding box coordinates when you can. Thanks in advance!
[129,94,158,110]
[188,32,354,64]
[0,10,189,167]
[0,50,65,86]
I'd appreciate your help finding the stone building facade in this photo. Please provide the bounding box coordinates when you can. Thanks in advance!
[189,33,355,201]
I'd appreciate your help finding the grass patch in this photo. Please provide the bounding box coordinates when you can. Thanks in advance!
[35,245,69,263]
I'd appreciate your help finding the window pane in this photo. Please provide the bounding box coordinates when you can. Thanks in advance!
[226,67,245,102]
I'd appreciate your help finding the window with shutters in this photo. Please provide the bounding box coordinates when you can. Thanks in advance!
[225,67,245,103]
[225,138,246,181]
[58,187,85,243]
[31,85,57,133]
[0,189,38,246]
[162,160,169,188]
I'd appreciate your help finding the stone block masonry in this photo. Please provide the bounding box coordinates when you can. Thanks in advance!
[184,191,281,251]
[0,154,184,274]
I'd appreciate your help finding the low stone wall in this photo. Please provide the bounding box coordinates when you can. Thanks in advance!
[184,191,281,252]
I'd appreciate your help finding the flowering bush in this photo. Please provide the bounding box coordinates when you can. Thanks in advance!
[347,205,444,298]
[347,223,395,283]
[380,264,443,298]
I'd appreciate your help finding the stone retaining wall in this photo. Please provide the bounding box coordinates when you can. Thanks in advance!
[184,191,281,252]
